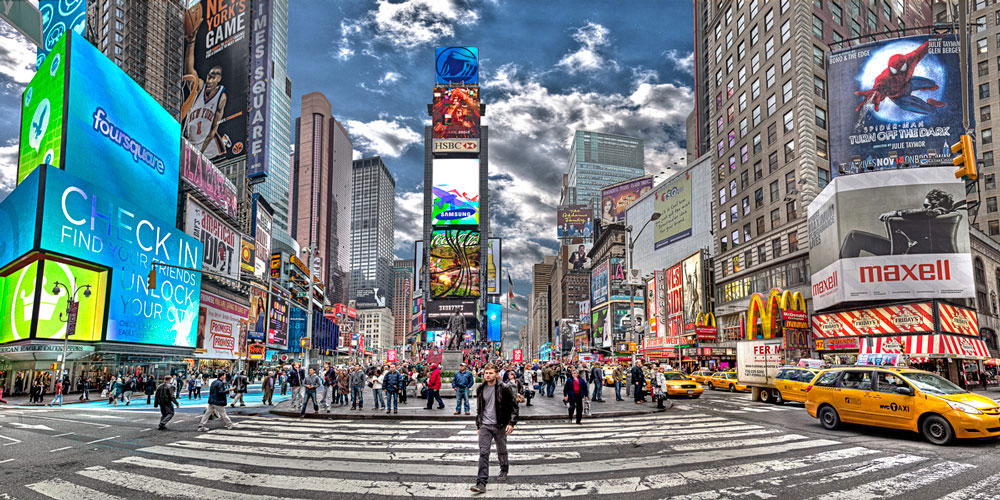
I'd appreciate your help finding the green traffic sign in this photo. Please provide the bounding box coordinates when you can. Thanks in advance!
[0,1,42,47]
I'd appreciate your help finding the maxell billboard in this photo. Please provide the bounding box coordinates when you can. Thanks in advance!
[827,35,967,176]
[807,167,973,310]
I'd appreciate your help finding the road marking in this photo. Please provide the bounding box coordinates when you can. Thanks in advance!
[26,478,127,500]
[86,436,119,445]
[806,461,977,500]
[49,446,72,453]
[28,415,110,428]
[52,432,75,438]
[0,434,21,445]
[6,422,54,431]
[940,471,1000,500]
[454,418,734,435]
[139,428,153,432]
[665,433,808,452]
[135,438,842,477]
[227,423,420,435]
[0,458,13,464]
[165,440,579,461]
[77,466,298,500]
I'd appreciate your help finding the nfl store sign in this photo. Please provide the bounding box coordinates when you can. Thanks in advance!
[433,138,479,153]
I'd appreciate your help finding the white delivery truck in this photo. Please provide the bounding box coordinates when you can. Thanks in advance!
[736,337,785,403]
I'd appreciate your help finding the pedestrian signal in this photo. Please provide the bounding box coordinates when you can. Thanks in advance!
[147,269,157,290]
[951,134,978,180]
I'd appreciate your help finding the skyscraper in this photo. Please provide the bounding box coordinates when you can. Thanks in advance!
[291,92,353,304]
[256,0,295,249]
[85,0,184,118]
[566,131,646,216]
[393,260,414,346]
[691,0,931,333]
[350,156,396,306]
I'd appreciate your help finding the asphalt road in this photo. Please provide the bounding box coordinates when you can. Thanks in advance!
[2,390,1000,499]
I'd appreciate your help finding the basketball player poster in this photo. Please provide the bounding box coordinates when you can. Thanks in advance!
[181,0,251,164]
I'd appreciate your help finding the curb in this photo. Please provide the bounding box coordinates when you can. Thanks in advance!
[268,409,654,421]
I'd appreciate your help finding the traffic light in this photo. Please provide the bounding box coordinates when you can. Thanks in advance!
[951,134,978,180]
[146,269,156,290]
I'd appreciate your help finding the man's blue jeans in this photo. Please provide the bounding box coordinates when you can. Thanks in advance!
[592,381,603,400]
[387,391,398,411]
[351,387,364,408]
[300,390,318,416]
[614,381,623,400]
[455,387,470,412]
[547,381,555,397]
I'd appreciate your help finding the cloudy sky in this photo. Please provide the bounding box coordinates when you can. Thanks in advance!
[0,0,695,340]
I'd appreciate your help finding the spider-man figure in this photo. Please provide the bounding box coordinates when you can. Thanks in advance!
[854,40,945,114]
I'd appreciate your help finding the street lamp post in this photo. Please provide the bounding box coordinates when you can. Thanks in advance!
[301,245,318,372]
[52,280,92,407]
[627,212,661,364]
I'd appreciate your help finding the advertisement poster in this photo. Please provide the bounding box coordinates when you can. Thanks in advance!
[39,166,203,347]
[247,285,267,342]
[487,238,501,295]
[20,33,66,185]
[196,291,249,359]
[0,260,107,344]
[667,264,683,339]
[600,176,653,224]
[557,205,594,238]
[592,307,610,348]
[653,171,693,249]
[432,158,479,225]
[268,286,289,348]
[487,302,501,342]
[185,198,240,281]
[429,230,481,298]
[435,46,478,84]
[608,257,638,302]
[432,86,480,139]
[0,171,39,266]
[566,242,591,271]
[654,269,667,337]
[252,195,273,279]
[181,0,250,164]
[807,167,973,310]
[412,240,424,294]
[355,288,388,309]
[681,252,703,330]
[591,259,609,306]
[827,35,966,175]
[938,303,979,337]
[646,277,656,335]
[426,300,476,329]
[811,302,935,338]
[240,235,255,273]
[180,139,238,220]
[246,0,272,180]
[37,0,86,66]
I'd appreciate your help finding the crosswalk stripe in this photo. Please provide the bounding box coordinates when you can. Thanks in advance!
[134,438,841,477]
[441,425,768,442]
[243,412,716,429]
[669,453,929,500]
[163,440,580,461]
[193,426,782,450]
[939,472,1000,500]
[454,418,733,435]
[230,423,421,435]
[805,461,977,500]
[665,433,807,452]
[76,466,295,500]
[26,478,127,500]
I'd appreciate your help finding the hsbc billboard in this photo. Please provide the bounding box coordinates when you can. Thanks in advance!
[807,167,974,310]
[433,139,480,153]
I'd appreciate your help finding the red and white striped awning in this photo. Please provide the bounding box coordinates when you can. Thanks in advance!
[859,334,990,360]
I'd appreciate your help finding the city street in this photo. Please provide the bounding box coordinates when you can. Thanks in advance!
[4,391,1000,499]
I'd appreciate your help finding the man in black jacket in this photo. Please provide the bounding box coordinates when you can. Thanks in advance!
[198,372,234,431]
[153,375,180,430]
[471,363,518,494]
[231,371,248,407]
[631,360,646,404]
[564,368,589,424]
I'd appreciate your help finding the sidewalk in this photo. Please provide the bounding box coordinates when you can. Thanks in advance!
[271,386,659,421]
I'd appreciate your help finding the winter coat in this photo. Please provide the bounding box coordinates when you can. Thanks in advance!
[453,370,474,389]
[153,383,178,409]
[349,370,366,389]
[474,381,519,429]
[145,379,156,395]
[427,368,442,390]
[207,379,228,406]
[383,372,402,393]
[563,376,589,401]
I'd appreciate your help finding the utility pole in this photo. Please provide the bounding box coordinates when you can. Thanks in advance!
[303,245,316,372]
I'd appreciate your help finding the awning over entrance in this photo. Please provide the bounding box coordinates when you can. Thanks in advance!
[859,334,990,360]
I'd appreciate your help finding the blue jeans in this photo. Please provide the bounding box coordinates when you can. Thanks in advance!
[386,391,398,411]
[546,381,555,397]
[300,390,318,415]
[592,381,603,400]
[614,381,623,400]
[351,387,364,408]
[373,388,385,409]
[455,387,470,412]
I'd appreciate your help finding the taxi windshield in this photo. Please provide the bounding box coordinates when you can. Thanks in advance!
[902,372,966,395]
[663,373,689,380]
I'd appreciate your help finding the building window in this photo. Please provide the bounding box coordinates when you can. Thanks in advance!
[753,134,762,153]
[813,45,824,68]
[781,50,792,73]
[818,168,830,188]
[782,80,793,103]
[817,137,828,158]
[765,37,775,58]
[785,171,796,193]
[738,41,747,61]
[766,66,776,87]
[751,79,760,100]
[983,105,992,123]
[815,107,827,129]
[788,231,799,252]
[988,197,998,213]
[985,129,993,145]
[783,110,794,132]
[720,213,727,230]
[730,179,738,197]
[784,140,796,162]
[719,187,727,205]
[770,180,780,202]
[755,187,764,208]
[769,151,779,172]
[731,205,739,223]
[814,76,826,98]
[744,224,752,243]
[752,106,761,126]
[740,118,748,137]
[751,52,760,73]
[721,236,729,252]
[741,170,750,190]
[991,221,1000,236]
[831,1,843,24]
[980,60,990,78]
[732,230,740,247]
[758,245,767,264]
[979,38,989,55]
[976,257,986,285]
[786,199,798,220]
[765,9,774,30]
[986,173,996,190]
[741,144,749,163]
[781,20,791,43]
[767,122,777,144]
[772,238,782,258]
[850,19,861,38]
[739,66,747,85]
[739,92,747,112]
[742,196,751,216]
[754,161,763,181]
[756,216,765,235]
[981,83,991,99]
[767,94,776,115]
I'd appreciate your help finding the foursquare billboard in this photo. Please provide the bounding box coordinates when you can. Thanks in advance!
[18,31,181,221]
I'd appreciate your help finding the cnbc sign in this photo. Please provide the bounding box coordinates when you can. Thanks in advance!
[17,30,181,221]
[433,139,479,154]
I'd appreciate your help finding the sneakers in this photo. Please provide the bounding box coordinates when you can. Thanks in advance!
[497,471,509,482]
[198,427,208,432]
[225,425,234,430]
[470,482,487,493]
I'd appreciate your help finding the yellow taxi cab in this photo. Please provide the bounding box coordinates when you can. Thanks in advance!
[770,366,821,404]
[704,371,748,393]
[659,371,704,398]
[689,370,715,384]
[805,367,1000,445]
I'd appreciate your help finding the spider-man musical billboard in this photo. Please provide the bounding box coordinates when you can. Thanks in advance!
[828,35,968,176]
[807,167,974,311]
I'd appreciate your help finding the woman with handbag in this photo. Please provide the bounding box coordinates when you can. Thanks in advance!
[503,370,526,405]
[653,366,674,411]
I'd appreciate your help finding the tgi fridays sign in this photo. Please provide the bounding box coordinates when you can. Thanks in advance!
[184,197,240,281]
[811,303,935,338]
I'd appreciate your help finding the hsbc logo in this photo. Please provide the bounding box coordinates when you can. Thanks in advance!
[433,139,480,153]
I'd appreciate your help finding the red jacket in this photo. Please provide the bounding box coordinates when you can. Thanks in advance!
[428,369,442,390]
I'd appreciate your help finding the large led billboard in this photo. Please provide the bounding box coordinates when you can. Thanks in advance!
[591,259,609,307]
[435,46,479,84]
[601,176,653,225]
[182,0,251,164]
[429,230,481,298]
[180,139,239,220]
[37,0,85,67]
[19,33,66,184]
[412,240,424,294]
[432,158,479,225]
[432,86,480,139]
[246,0,273,180]
[252,194,273,279]
[0,258,104,345]
[268,286,289,348]
[487,302,501,342]
[248,284,267,342]
[681,251,704,331]
[0,169,40,266]
[557,205,594,238]
[653,171,693,249]
[39,166,203,347]
[828,35,966,176]
[185,197,240,282]
[195,291,248,360]
[807,167,973,310]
